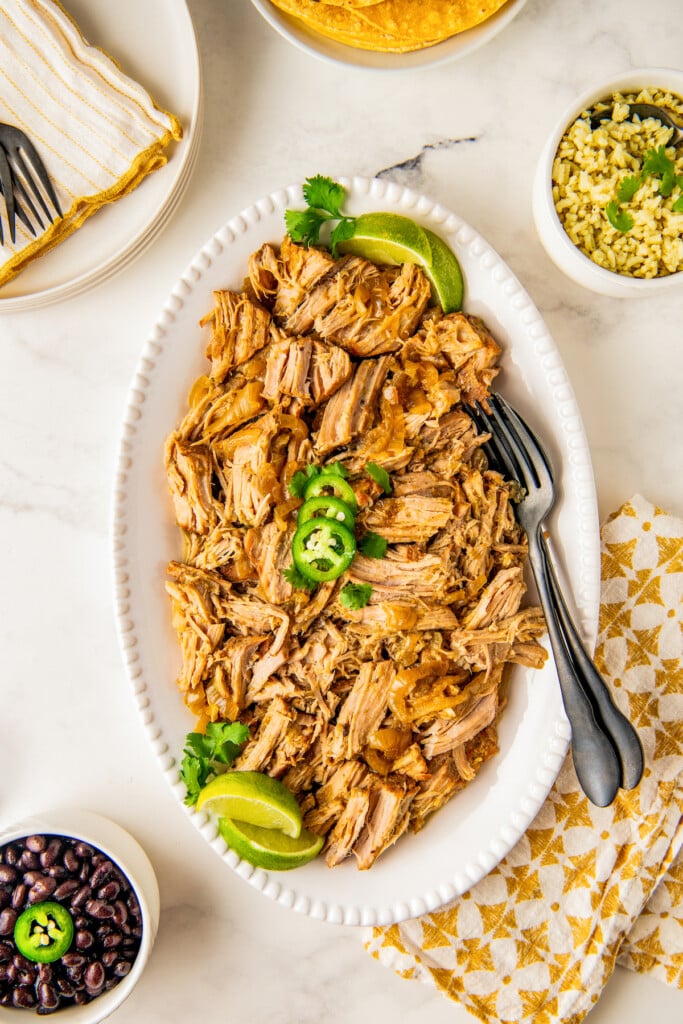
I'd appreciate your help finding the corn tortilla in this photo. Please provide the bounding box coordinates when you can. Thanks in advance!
[269,0,512,53]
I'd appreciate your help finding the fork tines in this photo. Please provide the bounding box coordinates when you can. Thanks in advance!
[0,124,62,246]
[469,392,553,492]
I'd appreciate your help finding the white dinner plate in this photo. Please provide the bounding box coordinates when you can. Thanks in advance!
[249,0,528,72]
[112,177,601,927]
[0,0,202,313]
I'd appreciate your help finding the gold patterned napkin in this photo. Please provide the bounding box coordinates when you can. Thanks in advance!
[366,494,683,1022]
[0,0,182,287]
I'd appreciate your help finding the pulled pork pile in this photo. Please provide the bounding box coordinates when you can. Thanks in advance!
[165,236,547,870]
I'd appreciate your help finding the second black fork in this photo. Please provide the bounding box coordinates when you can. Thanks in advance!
[471,393,644,805]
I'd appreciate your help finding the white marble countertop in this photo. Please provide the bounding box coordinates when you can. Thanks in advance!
[1,0,682,1020]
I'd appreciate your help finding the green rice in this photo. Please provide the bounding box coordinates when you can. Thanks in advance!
[552,88,683,278]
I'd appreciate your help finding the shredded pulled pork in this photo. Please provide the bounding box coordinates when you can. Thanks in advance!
[165,237,547,870]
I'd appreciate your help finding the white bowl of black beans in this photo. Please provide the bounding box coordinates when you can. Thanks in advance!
[0,810,159,1020]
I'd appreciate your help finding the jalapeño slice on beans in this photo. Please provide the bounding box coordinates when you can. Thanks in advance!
[14,901,74,963]
[292,517,356,582]
[303,471,358,513]
[297,495,356,531]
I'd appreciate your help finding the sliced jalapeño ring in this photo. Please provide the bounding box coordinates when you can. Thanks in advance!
[303,471,358,513]
[14,901,74,963]
[297,495,356,531]
[291,517,356,582]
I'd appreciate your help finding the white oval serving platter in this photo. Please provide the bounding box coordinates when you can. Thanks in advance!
[112,176,601,927]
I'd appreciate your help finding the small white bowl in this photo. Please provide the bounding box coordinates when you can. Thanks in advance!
[0,810,159,1023]
[249,0,529,71]
[532,66,683,297]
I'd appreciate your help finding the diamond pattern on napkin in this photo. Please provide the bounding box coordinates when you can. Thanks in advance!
[365,495,683,1023]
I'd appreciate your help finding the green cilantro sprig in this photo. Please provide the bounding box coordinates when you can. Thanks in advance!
[339,582,373,609]
[283,563,317,592]
[643,146,676,196]
[180,722,249,806]
[359,532,388,559]
[607,145,683,231]
[366,462,392,495]
[616,175,642,204]
[285,175,356,256]
[606,201,634,233]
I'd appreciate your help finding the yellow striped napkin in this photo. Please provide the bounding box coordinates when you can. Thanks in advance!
[366,494,683,1022]
[0,0,182,287]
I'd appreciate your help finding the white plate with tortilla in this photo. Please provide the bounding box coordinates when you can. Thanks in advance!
[249,0,529,72]
[111,176,601,926]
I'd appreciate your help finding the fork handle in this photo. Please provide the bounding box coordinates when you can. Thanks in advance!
[526,536,622,807]
[539,534,644,790]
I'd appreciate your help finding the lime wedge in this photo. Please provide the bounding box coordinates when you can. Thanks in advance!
[196,771,302,838]
[339,212,432,266]
[218,817,324,871]
[338,211,463,313]
[423,227,464,314]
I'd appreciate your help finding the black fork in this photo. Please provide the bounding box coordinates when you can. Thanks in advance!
[0,123,62,245]
[470,392,644,806]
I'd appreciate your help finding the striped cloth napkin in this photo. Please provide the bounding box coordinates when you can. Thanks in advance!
[366,494,683,1022]
[0,0,182,287]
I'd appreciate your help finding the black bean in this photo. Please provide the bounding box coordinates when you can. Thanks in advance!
[65,966,84,985]
[20,849,39,870]
[63,849,79,873]
[98,880,120,901]
[0,889,10,909]
[73,991,88,1005]
[37,982,59,1009]
[0,962,11,981]
[53,879,79,900]
[16,968,35,986]
[4,846,19,867]
[73,842,93,859]
[56,977,75,997]
[11,883,27,910]
[25,836,46,854]
[112,899,129,926]
[13,954,32,971]
[75,930,94,950]
[0,865,17,885]
[103,932,122,949]
[39,839,62,869]
[84,961,105,991]
[79,861,90,882]
[69,885,91,910]
[28,876,58,903]
[104,978,118,991]
[0,940,13,960]
[61,953,85,969]
[114,960,131,978]
[101,949,118,967]
[89,860,114,888]
[12,985,35,1008]
[85,899,115,920]
[46,865,67,880]
[37,963,53,983]
[0,908,17,935]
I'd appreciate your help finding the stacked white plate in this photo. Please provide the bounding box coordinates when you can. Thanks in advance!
[0,0,202,313]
